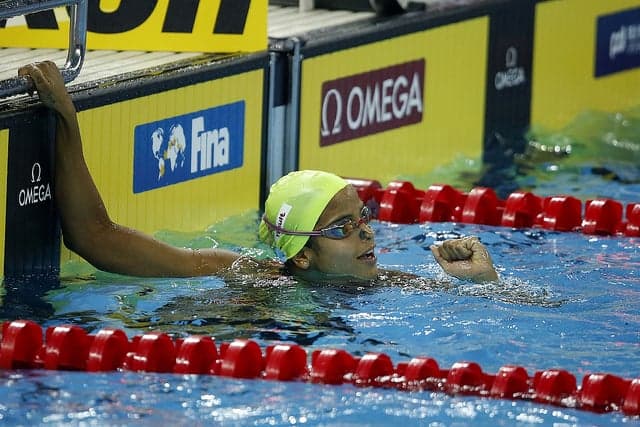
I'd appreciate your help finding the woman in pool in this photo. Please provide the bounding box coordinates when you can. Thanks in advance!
[19,61,498,284]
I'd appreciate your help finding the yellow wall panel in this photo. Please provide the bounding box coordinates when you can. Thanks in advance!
[532,0,640,129]
[0,129,8,278]
[0,1,267,53]
[60,70,264,266]
[298,17,488,183]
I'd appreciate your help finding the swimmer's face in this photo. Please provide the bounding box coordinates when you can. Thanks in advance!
[294,185,377,280]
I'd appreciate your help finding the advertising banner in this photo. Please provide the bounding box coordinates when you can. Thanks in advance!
[298,17,488,182]
[133,101,245,194]
[73,70,265,236]
[0,0,267,53]
[532,0,640,129]
[3,120,60,278]
[595,7,640,77]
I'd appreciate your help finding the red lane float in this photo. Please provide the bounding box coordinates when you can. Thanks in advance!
[174,335,218,375]
[502,192,542,228]
[537,196,582,231]
[87,328,131,372]
[460,188,504,226]
[346,178,640,237]
[582,199,624,235]
[352,353,394,387]
[379,181,424,224]
[625,203,640,237]
[218,339,263,378]
[44,325,92,371]
[1,320,639,417]
[534,369,577,406]
[402,356,441,384]
[419,184,464,223]
[265,344,307,381]
[624,379,640,415]
[446,361,493,395]
[0,320,43,369]
[310,349,356,385]
[580,373,630,413]
[490,365,530,399]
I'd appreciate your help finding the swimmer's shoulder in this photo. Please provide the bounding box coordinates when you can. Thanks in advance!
[223,255,289,282]
[376,268,454,290]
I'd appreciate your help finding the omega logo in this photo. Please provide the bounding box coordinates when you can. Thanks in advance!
[319,59,425,146]
[18,162,52,207]
[494,46,526,91]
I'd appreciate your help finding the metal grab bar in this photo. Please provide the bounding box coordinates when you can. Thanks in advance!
[0,0,87,98]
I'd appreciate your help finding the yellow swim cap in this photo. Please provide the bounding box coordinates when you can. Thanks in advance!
[259,170,348,259]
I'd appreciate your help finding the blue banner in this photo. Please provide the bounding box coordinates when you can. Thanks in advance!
[595,7,640,77]
[133,101,245,193]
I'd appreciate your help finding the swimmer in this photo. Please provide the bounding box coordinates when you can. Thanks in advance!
[18,61,498,284]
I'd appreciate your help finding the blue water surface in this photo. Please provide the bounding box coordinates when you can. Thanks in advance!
[1,109,640,426]
[1,215,639,426]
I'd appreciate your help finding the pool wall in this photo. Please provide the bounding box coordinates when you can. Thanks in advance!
[0,0,639,279]
[66,57,269,267]
[532,0,640,129]
[0,53,270,278]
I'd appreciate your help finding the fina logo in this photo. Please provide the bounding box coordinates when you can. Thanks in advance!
[191,117,231,173]
[150,125,187,180]
[133,101,245,193]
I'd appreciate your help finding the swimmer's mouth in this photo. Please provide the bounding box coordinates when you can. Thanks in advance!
[357,248,376,261]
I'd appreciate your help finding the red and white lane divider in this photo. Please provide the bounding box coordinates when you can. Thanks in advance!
[346,178,640,236]
[1,320,639,416]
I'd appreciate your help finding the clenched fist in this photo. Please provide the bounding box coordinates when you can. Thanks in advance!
[431,236,498,283]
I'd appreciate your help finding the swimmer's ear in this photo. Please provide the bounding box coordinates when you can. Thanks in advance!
[291,248,312,270]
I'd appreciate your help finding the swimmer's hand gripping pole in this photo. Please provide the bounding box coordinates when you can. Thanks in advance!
[0,0,87,98]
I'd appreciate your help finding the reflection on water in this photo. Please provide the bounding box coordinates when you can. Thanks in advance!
[0,275,58,322]
[0,369,603,426]
[398,106,640,201]
[516,108,640,200]
[143,280,362,345]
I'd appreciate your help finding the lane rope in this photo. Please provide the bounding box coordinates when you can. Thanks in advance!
[345,178,640,236]
[1,320,639,416]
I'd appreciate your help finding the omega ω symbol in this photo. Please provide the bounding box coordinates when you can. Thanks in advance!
[31,162,42,183]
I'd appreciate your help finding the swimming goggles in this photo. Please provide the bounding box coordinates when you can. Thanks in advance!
[263,206,372,240]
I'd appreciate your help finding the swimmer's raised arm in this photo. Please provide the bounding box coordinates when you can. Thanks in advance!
[430,236,498,283]
[19,61,240,277]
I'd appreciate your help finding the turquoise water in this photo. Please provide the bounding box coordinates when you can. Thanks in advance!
[1,109,640,425]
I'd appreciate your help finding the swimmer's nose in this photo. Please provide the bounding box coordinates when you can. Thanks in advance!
[359,223,374,240]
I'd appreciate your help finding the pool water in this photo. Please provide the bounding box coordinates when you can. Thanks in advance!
[1,109,640,426]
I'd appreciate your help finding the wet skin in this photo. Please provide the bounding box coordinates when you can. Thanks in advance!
[291,185,378,281]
